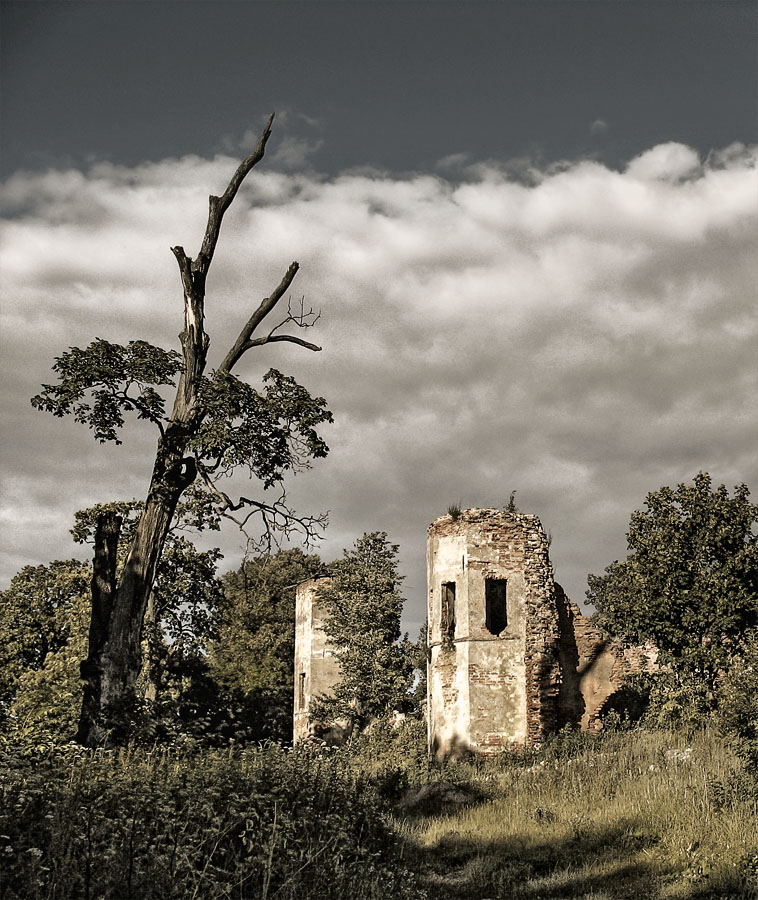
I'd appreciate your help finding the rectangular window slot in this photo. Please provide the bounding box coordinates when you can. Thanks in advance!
[485,578,507,636]
[298,672,306,708]
[441,581,456,642]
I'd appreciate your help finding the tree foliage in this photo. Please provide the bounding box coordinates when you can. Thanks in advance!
[588,473,758,678]
[0,560,90,739]
[31,339,182,442]
[310,533,418,731]
[717,628,758,767]
[210,549,323,742]
[32,349,332,511]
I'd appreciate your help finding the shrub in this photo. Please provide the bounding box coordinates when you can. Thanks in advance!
[626,671,715,733]
[343,714,430,793]
[717,629,758,767]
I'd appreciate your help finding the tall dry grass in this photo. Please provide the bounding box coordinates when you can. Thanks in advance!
[400,727,757,899]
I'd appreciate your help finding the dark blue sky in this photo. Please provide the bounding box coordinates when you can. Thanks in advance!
[2,1,756,176]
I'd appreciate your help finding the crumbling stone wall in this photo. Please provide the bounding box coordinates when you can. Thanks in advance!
[555,586,660,731]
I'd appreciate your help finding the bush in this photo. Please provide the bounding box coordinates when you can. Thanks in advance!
[717,630,758,767]
[625,671,715,733]
[341,715,430,797]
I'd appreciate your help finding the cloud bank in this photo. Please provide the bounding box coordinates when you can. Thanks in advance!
[1,142,756,629]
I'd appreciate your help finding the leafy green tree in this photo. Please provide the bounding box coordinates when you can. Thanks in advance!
[310,533,417,732]
[717,628,758,766]
[588,473,758,680]
[30,116,332,744]
[0,560,90,739]
[210,549,323,742]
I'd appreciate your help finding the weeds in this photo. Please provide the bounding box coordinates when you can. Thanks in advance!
[446,504,461,522]
[505,491,519,513]
[0,739,421,900]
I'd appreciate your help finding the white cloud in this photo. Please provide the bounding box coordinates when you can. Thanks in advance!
[625,142,702,182]
[270,135,324,169]
[1,142,756,628]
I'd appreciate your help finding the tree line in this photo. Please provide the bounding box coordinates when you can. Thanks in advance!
[0,517,423,747]
[3,472,755,755]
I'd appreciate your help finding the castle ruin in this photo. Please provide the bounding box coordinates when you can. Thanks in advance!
[294,508,658,754]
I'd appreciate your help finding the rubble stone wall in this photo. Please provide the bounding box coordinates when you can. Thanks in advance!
[555,588,661,731]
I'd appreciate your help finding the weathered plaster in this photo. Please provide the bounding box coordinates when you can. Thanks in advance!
[292,576,341,743]
[427,509,560,759]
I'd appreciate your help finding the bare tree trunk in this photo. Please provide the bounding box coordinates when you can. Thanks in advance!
[77,511,122,744]
[77,421,200,743]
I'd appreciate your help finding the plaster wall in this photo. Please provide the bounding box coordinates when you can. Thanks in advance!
[292,576,341,743]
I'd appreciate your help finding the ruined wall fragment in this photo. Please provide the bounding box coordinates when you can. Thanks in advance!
[555,590,661,730]
[292,575,342,744]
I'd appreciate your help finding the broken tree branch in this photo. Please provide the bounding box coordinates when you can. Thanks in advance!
[195,459,327,551]
[218,261,301,373]
[243,334,322,352]
[193,113,275,278]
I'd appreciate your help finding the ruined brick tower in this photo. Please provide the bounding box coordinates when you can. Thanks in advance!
[427,508,562,758]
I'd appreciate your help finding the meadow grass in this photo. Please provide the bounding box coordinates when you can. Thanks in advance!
[399,727,757,899]
[1,726,755,899]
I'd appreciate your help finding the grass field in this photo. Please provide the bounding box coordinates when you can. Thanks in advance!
[398,727,757,899]
[1,725,755,899]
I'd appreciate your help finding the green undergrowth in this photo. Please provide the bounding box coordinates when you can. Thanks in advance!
[0,739,421,900]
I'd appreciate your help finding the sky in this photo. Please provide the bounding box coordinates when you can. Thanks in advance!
[1,0,757,634]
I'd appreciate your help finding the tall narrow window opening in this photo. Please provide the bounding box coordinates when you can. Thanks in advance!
[441,581,456,642]
[298,672,306,709]
[485,578,507,635]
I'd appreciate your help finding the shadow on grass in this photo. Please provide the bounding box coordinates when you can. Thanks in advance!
[405,818,754,900]
[395,780,489,819]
